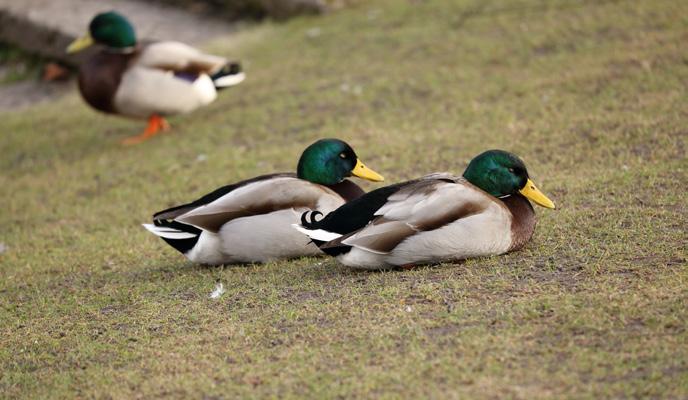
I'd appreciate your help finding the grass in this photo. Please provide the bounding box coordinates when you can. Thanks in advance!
[1,0,687,397]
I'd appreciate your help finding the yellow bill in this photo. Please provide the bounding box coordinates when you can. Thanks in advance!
[66,34,94,53]
[351,159,384,182]
[520,179,556,209]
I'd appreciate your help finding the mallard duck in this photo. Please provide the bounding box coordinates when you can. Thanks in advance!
[294,150,555,269]
[143,139,384,265]
[66,11,245,144]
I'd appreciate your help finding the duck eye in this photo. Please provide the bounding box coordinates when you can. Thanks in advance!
[508,168,515,173]
[339,152,347,159]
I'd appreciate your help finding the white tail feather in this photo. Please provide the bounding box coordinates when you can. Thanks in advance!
[142,224,197,240]
[214,72,246,87]
[291,224,342,242]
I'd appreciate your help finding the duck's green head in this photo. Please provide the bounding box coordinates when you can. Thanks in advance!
[66,12,136,53]
[463,150,555,209]
[297,139,384,185]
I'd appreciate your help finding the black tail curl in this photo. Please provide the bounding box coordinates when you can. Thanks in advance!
[300,210,323,228]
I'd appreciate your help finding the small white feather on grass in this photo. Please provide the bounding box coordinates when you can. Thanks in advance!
[209,283,225,299]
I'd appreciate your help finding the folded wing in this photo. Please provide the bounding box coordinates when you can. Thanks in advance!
[137,41,227,74]
[172,176,342,232]
[333,176,493,254]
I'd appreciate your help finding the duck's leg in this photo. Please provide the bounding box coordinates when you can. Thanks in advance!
[121,114,170,145]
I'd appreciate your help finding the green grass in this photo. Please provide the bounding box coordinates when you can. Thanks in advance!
[1,0,687,397]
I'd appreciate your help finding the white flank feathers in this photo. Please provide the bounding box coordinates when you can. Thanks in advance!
[191,74,218,104]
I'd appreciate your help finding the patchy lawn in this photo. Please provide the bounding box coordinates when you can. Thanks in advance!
[1,0,686,398]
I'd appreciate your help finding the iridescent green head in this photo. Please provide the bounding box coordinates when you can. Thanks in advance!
[297,139,384,185]
[90,12,136,48]
[463,150,555,209]
[66,12,136,53]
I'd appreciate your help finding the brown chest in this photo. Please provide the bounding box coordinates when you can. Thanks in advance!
[78,51,136,113]
[502,195,537,252]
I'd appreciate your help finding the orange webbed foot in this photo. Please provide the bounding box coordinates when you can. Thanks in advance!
[121,115,170,145]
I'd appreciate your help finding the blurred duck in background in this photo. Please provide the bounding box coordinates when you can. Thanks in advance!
[67,11,245,144]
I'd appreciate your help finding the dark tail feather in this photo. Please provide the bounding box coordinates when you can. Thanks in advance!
[143,219,202,255]
[298,210,331,248]
[211,62,245,89]
[300,210,323,229]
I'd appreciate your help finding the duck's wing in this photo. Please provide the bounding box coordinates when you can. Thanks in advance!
[136,41,228,74]
[318,175,496,254]
[155,174,343,233]
[295,173,453,241]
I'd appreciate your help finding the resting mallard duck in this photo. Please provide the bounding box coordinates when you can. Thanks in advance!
[294,150,555,269]
[143,139,384,265]
[66,11,245,144]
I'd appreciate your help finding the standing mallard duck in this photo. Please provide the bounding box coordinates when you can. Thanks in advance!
[294,150,555,269]
[66,11,245,144]
[143,139,384,265]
